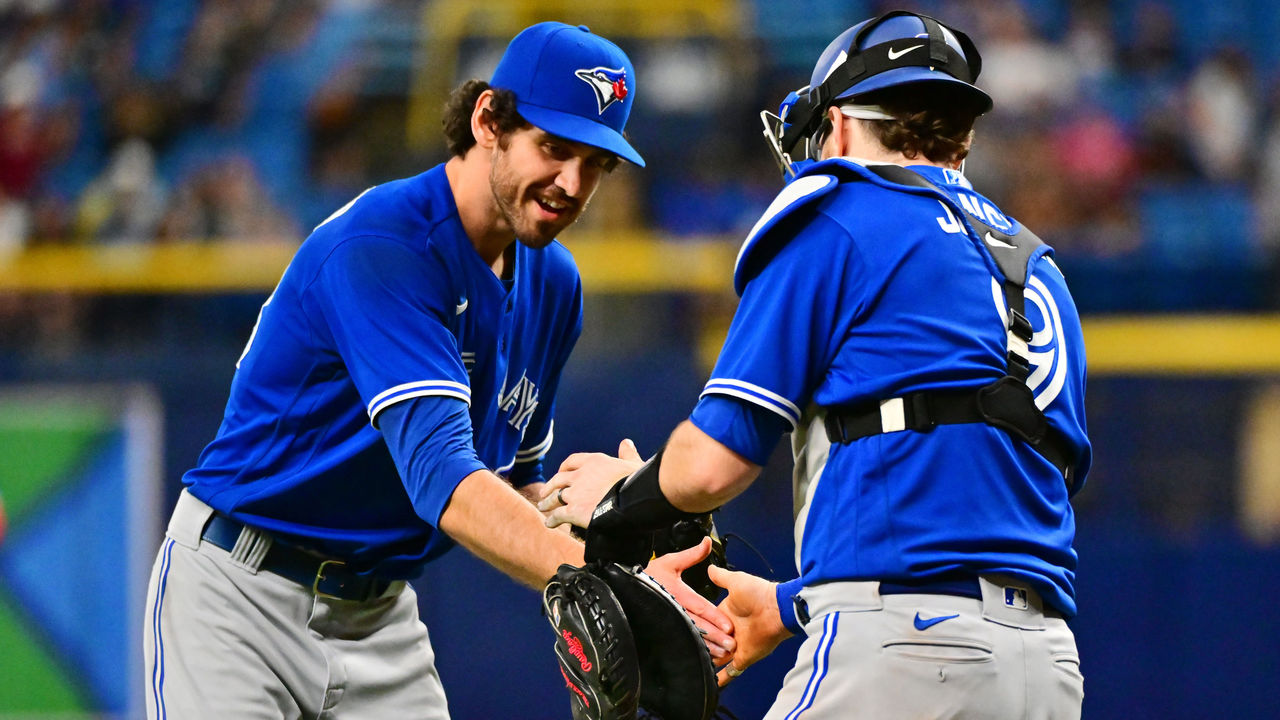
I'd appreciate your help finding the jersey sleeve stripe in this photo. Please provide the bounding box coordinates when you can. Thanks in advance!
[367,386,472,424]
[701,378,802,427]
[516,421,554,462]
[367,380,471,415]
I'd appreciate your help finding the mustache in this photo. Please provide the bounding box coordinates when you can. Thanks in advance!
[537,186,581,212]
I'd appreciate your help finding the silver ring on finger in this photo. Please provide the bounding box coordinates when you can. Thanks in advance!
[725,664,742,679]
[557,487,567,506]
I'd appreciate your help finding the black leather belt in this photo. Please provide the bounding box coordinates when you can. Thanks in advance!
[201,513,392,602]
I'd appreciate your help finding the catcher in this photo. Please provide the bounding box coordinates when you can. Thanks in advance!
[542,10,1089,720]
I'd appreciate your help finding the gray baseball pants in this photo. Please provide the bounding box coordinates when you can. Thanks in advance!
[143,490,450,719]
[765,577,1084,720]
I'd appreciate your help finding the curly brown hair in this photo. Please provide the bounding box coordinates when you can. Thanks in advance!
[441,80,528,157]
[857,84,981,166]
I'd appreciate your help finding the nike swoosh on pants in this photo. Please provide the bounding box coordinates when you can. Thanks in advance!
[913,612,960,631]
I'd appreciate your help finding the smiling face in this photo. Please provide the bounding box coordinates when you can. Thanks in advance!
[488,126,619,248]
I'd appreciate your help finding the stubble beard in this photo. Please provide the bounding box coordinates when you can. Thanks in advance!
[489,150,581,250]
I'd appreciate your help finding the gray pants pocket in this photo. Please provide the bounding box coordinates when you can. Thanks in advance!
[882,637,995,664]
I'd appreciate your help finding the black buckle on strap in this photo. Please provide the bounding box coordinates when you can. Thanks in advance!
[1008,309,1033,341]
[904,392,936,432]
[1006,353,1032,382]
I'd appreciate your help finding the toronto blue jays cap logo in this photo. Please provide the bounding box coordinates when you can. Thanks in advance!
[490,22,645,166]
[574,66,629,115]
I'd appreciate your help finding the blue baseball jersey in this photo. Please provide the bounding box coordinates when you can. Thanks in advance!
[691,158,1090,617]
[184,164,583,578]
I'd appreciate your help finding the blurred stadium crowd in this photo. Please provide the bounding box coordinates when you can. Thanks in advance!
[0,0,368,249]
[1,0,1278,346]
[2,5,1279,717]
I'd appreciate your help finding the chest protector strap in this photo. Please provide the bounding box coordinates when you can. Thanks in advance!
[821,164,1075,489]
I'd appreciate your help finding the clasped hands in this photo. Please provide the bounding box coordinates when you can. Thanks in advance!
[537,440,793,686]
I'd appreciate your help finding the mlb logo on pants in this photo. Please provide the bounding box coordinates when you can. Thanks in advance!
[1004,587,1029,610]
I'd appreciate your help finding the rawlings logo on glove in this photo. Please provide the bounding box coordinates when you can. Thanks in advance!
[561,666,594,711]
[544,562,720,720]
[563,630,594,671]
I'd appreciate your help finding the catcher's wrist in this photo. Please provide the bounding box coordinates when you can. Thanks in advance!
[591,448,703,531]
[584,448,705,565]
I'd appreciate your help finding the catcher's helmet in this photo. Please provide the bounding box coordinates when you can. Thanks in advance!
[762,11,992,178]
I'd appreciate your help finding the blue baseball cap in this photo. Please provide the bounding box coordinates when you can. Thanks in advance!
[491,22,645,167]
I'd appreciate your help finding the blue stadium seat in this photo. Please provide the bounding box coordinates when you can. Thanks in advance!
[1136,181,1266,309]
[1138,182,1257,267]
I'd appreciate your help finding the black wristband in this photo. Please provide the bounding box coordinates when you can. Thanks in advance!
[596,449,702,530]
[583,448,703,565]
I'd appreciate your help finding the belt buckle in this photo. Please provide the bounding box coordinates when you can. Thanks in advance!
[313,559,348,600]
[878,397,906,433]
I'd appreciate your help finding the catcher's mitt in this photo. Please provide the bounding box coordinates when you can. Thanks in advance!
[544,562,719,720]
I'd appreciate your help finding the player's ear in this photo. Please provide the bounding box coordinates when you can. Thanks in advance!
[820,105,846,160]
[471,89,500,151]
